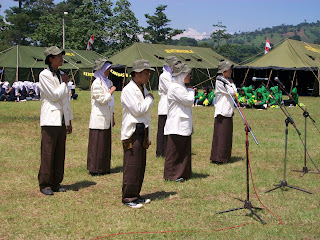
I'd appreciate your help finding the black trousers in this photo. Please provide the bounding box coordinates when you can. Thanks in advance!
[38,126,66,190]
[156,115,167,158]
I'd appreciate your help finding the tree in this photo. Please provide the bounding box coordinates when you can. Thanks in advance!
[210,21,231,47]
[68,0,113,52]
[143,4,184,44]
[175,37,198,47]
[5,0,54,45]
[108,0,140,56]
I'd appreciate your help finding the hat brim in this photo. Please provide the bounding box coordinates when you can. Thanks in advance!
[131,67,155,73]
[172,69,191,77]
[217,64,233,74]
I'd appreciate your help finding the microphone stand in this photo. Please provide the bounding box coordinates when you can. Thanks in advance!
[262,83,312,194]
[216,82,266,225]
[275,83,320,176]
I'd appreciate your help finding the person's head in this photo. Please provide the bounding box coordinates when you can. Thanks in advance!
[217,60,233,78]
[203,88,207,94]
[172,62,191,84]
[164,56,179,71]
[44,46,65,70]
[131,59,155,85]
[94,58,112,79]
[240,89,245,95]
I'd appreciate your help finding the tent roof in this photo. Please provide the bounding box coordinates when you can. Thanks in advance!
[237,39,320,71]
[0,45,103,70]
[108,42,234,69]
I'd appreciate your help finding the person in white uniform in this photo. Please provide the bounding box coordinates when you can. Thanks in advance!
[164,62,194,182]
[156,56,179,158]
[120,59,155,208]
[38,46,74,196]
[87,59,116,176]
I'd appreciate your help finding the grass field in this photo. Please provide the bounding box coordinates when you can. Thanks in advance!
[0,90,319,239]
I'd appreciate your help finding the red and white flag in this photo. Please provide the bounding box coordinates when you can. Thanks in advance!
[265,38,271,54]
[86,35,94,50]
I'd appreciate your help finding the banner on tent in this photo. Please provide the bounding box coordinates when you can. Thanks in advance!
[82,69,130,78]
[305,45,320,53]
[165,49,194,54]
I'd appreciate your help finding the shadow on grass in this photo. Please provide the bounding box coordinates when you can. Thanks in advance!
[63,180,96,191]
[192,172,209,179]
[142,191,177,201]
[211,156,244,165]
[110,166,123,174]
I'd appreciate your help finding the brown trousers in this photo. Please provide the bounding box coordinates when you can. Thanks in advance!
[38,126,66,190]
[122,130,147,203]
[156,115,167,158]
[164,134,192,181]
[87,128,111,174]
[210,115,233,163]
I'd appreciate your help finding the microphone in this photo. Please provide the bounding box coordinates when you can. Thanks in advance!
[252,77,268,81]
[274,77,285,89]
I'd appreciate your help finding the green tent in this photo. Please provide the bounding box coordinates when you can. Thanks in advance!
[0,45,103,89]
[108,42,235,90]
[234,39,320,96]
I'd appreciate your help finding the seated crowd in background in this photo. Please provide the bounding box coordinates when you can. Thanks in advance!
[237,84,302,109]
[194,86,215,106]
[0,80,78,102]
[193,83,302,109]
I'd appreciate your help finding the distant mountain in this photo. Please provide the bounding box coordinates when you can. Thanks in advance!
[199,20,320,49]
[196,20,320,64]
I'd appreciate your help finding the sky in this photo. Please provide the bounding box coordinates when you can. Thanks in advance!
[1,0,320,40]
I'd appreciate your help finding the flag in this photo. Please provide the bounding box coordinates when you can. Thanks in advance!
[265,38,271,54]
[86,35,94,50]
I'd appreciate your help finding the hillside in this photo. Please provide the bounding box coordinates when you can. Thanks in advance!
[199,20,320,49]
[195,20,320,64]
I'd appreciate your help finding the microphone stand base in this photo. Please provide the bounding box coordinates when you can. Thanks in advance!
[216,200,266,225]
[265,180,312,194]
[293,166,320,177]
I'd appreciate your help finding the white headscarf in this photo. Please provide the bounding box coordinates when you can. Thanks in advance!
[94,62,114,106]
[172,72,188,86]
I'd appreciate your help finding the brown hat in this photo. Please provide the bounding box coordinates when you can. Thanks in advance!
[44,46,65,64]
[172,62,191,77]
[94,58,112,71]
[132,59,155,73]
[164,56,179,66]
[44,46,65,57]
[217,60,233,74]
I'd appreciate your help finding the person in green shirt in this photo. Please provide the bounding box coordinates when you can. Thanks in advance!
[197,87,208,106]
[283,87,299,106]
[253,88,267,109]
[207,86,215,106]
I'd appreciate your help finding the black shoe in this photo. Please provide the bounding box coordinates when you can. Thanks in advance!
[41,188,54,196]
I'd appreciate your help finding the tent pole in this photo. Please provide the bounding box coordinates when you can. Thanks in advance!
[70,69,75,85]
[242,68,250,86]
[206,68,214,89]
[31,68,36,82]
[266,68,273,88]
[0,67,4,81]
[290,69,296,93]
[318,69,320,96]
[16,45,19,82]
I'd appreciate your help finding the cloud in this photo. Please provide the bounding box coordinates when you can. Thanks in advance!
[172,28,211,40]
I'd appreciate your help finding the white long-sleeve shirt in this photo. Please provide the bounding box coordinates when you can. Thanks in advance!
[214,76,237,118]
[164,82,194,136]
[120,80,154,142]
[158,68,172,115]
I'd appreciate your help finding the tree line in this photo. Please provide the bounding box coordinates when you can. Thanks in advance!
[0,0,183,56]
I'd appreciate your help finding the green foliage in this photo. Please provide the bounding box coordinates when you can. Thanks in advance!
[67,0,113,52]
[143,4,184,44]
[107,0,141,56]
[210,21,231,47]
[171,37,198,47]
[214,44,261,64]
